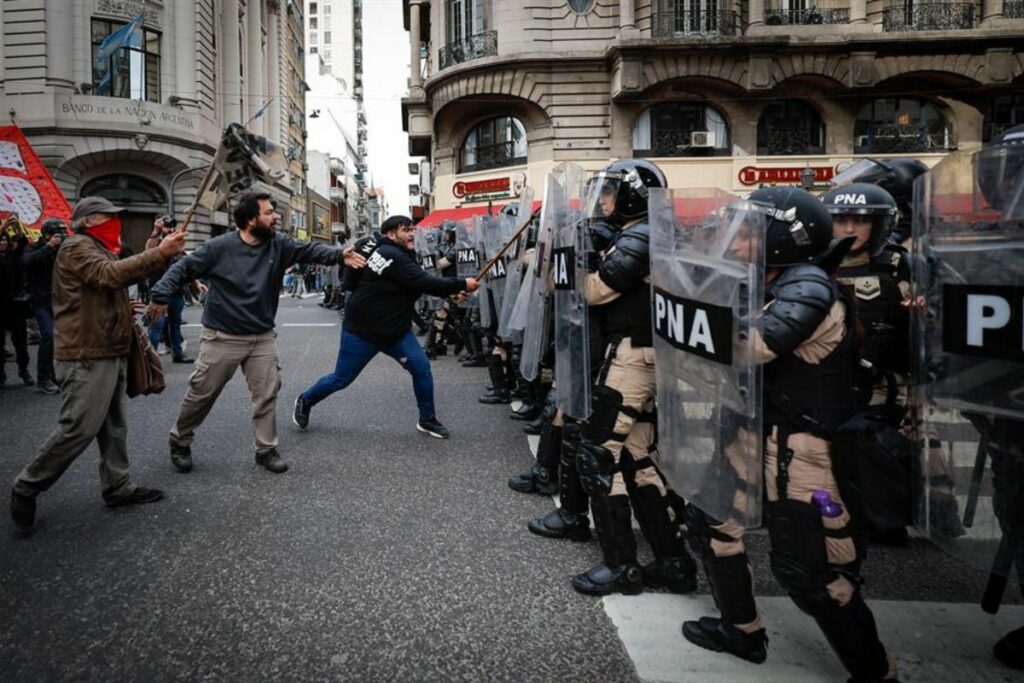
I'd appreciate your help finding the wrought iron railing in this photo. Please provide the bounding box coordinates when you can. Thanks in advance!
[1003,0,1024,17]
[855,124,949,153]
[651,9,739,37]
[438,31,498,70]
[758,128,825,155]
[764,7,851,24]
[882,2,976,31]
[461,140,527,173]
[636,130,729,157]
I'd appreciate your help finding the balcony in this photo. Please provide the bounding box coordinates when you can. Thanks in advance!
[438,31,498,70]
[855,124,950,153]
[652,8,739,37]
[764,6,850,25]
[1005,0,1024,17]
[882,2,976,31]
[329,186,345,202]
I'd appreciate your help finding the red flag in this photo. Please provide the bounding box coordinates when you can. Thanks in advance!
[0,125,72,238]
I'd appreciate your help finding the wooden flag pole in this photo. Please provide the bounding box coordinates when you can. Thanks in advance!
[474,218,532,280]
[177,162,218,234]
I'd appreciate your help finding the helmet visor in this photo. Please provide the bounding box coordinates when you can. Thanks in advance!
[583,172,623,220]
[831,158,888,188]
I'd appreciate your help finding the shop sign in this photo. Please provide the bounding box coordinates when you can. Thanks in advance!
[453,172,527,202]
[738,166,835,186]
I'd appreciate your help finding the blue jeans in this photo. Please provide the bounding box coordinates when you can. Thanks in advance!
[34,306,55,382]
[303,328,436,421]
[149,294,185,357]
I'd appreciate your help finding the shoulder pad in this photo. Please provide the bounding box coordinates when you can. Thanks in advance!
[762,265,836,356]
[598,223,650,292]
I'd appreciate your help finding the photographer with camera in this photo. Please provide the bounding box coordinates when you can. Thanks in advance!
[0,218,32,389]
[20,218,67,394]
[145,215,205,363]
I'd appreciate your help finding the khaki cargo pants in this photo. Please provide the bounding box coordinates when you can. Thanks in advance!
[170,327,281,456]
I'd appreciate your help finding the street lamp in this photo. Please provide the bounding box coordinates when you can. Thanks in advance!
[800,166,816,191]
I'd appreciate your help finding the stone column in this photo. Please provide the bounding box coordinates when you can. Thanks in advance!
[267,1,281,141]
[174,0,197,108]
[747,0,765,30]
[44,0,74,90]
[246,0,265,131]
[410,0,423,92]
[850,0,867,24]
[981,0,1004,25]
[221,0,243,124]
[620,0,639,38]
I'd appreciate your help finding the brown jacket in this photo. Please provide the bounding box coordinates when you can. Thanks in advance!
[53,234,167,361]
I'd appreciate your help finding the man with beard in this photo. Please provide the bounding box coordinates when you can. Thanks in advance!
[150,192,366,475]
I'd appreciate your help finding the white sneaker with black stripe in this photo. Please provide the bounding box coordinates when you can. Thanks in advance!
[416,416,450,439]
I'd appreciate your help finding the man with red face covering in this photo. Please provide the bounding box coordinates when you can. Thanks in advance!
[9,197,187,534]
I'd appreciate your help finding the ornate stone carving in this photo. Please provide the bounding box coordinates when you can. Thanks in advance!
[95,0,161,28]
[748,55,772,90]
[849,51,877,88]
[985,47,1014,84]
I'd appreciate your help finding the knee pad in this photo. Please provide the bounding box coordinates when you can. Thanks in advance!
[582,385,625,444]
[577,441,616,497]
[685,505,756,624]
[767,499,834,614]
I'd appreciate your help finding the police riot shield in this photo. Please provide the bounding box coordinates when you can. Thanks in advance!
[454,220,479,309]
[498,187,536,342]
[551,163,591,420]
[473,215,496,328]
[648,188,765,529]
[414,227,443,311]
[912,148,1024,595]
[517,178,558,380]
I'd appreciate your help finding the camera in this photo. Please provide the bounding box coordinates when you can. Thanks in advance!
[161,214,178,229]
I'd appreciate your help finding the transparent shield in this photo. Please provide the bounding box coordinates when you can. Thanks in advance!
[519,177,559,380]
[552,162,591,420]
[649,188,765,529]
[414,228,443,311]
[830,158,886,188]
[912,150,1024,583]
[455,220,479,309]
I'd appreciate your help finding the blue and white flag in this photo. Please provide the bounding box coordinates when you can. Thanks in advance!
[96,13,144,61]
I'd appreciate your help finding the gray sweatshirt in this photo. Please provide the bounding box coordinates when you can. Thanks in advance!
[151,231,342,335]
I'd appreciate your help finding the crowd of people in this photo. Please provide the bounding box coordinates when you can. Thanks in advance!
[3,123,1022,680]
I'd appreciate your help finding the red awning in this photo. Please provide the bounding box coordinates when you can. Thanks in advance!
[415,200,543,228]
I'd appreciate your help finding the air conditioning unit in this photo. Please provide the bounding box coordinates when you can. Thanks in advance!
[690,131,716,148]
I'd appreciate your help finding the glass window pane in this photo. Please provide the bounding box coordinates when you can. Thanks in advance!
[129,49,144,100]
[146,30,159,55]
[145,54,159,102]
[92,20,110,44]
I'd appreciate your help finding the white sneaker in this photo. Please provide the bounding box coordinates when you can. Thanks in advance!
[157,344,170,356]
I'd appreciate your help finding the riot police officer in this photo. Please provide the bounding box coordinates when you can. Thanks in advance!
[559,159,697,596]
[425,222,458,359]
[683,187,897,682]
[830,157,928,244]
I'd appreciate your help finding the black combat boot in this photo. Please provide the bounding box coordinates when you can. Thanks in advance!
[682,617,769,664]
[509,423,560,494]
[571,495,643,596]
[510,379,544,421]
[479,355,511,404]
[629,483,698,594]
[528,423,590,541]
[522,385,556,434]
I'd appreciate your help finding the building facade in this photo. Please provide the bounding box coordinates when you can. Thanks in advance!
[0,0,308,251]
[401,0,1024,211]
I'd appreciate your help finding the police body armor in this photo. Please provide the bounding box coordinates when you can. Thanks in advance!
[835,245,910,377]
[595,222,653,348]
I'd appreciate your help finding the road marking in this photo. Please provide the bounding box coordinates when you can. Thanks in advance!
[604,593,1023,683]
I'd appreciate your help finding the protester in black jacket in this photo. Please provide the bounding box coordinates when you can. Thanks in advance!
[0,224,32,388]
[293,215,480,439]
[21,218,66,393]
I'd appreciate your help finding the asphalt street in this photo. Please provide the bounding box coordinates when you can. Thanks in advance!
[0,296,1019,682]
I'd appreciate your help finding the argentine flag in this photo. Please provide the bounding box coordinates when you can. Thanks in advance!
[96,12,144,61]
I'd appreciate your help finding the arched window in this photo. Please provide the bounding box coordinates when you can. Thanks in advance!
[854,98,950,153]
[459,116,528,173]
[984,93,1024,142]
[632,102,730,157]
[80,174,167,205]
[757,100,825,155]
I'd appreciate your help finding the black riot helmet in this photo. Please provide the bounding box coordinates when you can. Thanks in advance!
[499,202,519,219]
[748,186,838,268]
[441,220,457,244]
[819,183,898,257]
[584,159,667,227]
[830,157,928,211]
[976,124,1024,220]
